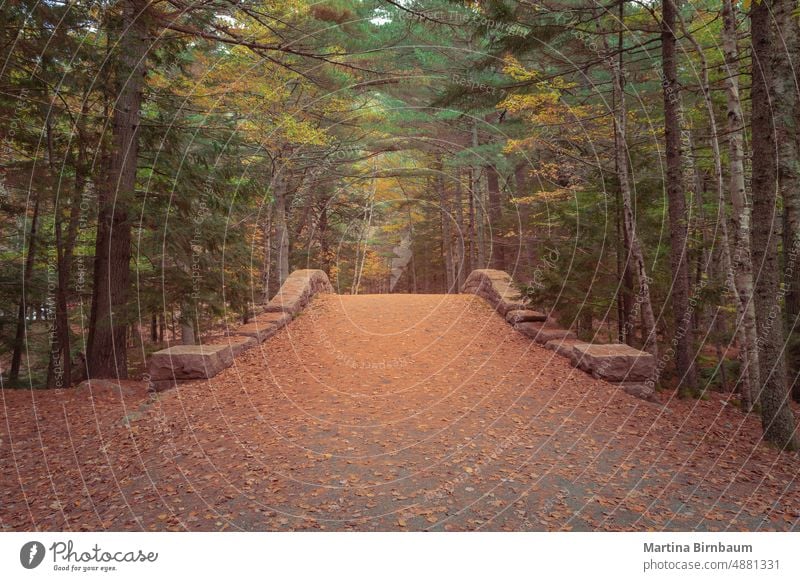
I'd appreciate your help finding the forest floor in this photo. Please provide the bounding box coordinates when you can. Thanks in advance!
[2,294,799,531]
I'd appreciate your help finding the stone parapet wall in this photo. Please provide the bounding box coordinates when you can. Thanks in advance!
[147,269,333,391]
[462,269,656,400]
[460,269,527,315]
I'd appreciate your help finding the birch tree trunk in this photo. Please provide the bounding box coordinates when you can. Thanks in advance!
[681,5,757,407]
[721,0,760,409]
[607,3,659,359]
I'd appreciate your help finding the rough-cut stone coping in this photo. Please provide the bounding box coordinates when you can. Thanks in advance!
[265,269,334,315]
[146,269,332,391]
[461,269,527,315]
[211,335,257,357]
[234,312,291,343]
[515,322,577,344]
[544,338,591,363]
[148,344,234,382]
[572,343,655,383]
[505,309,547,324]
[149,338,259,392]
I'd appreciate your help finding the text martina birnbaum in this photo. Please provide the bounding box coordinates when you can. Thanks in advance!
[644,542,753,553]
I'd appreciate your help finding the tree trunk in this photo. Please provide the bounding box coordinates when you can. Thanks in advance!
[606,2,658,359]
[8,192,41,382]
[472,124,485,269]
[679,117,707,333]
[610,35,635,348]
[722,0,760,409]
[262,203,272,301]
[616,176,634,346]
[454,176,466,287]
[662,0,697,392]
[318,201,331,275]
[407,202,418,294]
[45,102,73,389]
[750,0,798,450]
[486,165,504,270]
[680,4,756,407]
[771,0,800,403]
[437,159,454,292]
[467,168,476,272]
[47,109,90,388]
[273,172,290,286]
[87,0,147,379]
[513,163,530,274]
[180,313,195,345]
[47,208,71,388]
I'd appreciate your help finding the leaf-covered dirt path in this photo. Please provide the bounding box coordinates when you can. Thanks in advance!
[2,294,799,531]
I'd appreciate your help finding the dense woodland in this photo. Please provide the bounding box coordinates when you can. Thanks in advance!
[0,0,798,449]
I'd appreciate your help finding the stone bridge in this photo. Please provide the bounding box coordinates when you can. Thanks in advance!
[148,268,656,399]
[8,268,792,533]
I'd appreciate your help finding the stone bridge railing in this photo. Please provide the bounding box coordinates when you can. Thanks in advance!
[461,269,656,400]
[147,269,333,391]
[146,267,656,399]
